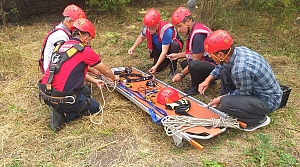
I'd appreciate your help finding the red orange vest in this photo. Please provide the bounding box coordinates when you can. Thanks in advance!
[185,23,211,60]
[143,20,177,52]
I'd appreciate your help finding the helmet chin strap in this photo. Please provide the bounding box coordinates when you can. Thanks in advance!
[211,47,232,65]
[186,26,190,35]
[78,31,88,45]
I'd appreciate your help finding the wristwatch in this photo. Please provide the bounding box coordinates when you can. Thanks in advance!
[179,72,185,78]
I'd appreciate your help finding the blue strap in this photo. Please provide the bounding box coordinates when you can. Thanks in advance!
[118,83,167,123]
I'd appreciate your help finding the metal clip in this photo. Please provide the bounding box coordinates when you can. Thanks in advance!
[65,96,76,104]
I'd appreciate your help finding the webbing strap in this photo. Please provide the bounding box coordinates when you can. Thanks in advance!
[118,83,167,124]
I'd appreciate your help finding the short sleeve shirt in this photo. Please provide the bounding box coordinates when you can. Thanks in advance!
[41,39,101,92]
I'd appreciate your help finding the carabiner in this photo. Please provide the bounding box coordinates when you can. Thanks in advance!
[65,96,76,104]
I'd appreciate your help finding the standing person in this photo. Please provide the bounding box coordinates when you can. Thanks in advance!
[128,8,183,76]
[168,7,216,95]
[38,18,119,131]
[187,0,196,12]
[199,30,283,131]
[39,4,86,73]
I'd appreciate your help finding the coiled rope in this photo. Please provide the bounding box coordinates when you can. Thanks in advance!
[161,115,240,136]
[90,79,117,125]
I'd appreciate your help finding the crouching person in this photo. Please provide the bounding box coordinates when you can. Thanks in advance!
[38,18,119,131]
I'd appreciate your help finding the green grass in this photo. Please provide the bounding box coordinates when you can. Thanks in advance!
[0,0,299,166]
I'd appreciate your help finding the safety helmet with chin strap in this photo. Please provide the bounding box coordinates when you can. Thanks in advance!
[157,87,179,105]
[171,7,191,25]
[204,30,233,54]
[71,18,96,38]
[144,8,161,27]
[63,4,86,21]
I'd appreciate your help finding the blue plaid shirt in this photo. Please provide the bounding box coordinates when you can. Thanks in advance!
[210,46,283,111]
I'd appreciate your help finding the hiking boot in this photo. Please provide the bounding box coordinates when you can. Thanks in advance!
[241,116,271,132]
[184,86,199,96]
[50,109,65,132]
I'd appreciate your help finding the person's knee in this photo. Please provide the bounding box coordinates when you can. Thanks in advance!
[87,98,100,114]
[80,85,91,96]
[220,96,234,110]
[180,61,187,69]
[168,41,180,54]
[188,60,198,71]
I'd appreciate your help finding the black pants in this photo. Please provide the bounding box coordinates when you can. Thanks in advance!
[219,67,271,126]
[150,40,181,72]
[181,59,215,87]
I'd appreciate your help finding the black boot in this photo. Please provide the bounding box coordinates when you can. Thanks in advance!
[50,109,65,132]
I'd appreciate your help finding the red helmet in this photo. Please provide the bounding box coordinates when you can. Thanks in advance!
[144,8,161,27]
[157,87,180,105]
[204,30,233,54]
[171,7,191,25]
[63,4,86,21]
[71,18,96,38]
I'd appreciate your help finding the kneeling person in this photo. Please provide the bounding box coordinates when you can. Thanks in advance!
[199,30,283,131]
[39,18,118,131]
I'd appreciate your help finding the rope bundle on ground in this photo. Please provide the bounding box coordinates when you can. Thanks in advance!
[161,115,240,136]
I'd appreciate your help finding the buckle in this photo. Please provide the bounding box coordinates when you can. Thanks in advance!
[65,96,76,104]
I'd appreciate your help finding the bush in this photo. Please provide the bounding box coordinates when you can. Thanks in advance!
[242,0,299,13]
[86,0,163,14]
[86,0,130,13]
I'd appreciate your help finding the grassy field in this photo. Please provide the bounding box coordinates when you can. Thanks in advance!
[0,0,299,166]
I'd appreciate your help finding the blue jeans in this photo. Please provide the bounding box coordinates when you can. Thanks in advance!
[47,85,100,122]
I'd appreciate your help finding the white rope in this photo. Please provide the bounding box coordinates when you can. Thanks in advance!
[89,79,117,125]
[161,115,240,136]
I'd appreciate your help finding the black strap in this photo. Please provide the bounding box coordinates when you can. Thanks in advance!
[119,73,153,83]
[46,43,85,93]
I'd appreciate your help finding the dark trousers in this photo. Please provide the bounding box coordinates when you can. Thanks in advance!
[150,40,181,72]
[47,85,100,122]
[219,67,271,126]
[181,59,215,87]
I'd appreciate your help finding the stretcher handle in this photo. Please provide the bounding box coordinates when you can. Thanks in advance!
[190,139,204,151]
[238,121,247,129]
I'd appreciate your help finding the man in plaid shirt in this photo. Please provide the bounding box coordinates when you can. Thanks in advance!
[199,30,283,131]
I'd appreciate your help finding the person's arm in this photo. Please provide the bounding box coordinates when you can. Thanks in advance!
[198,74,216,95]
[192,52,204,60]
[85,74,105,89]
[154,44,169,67]
[167,52,186,60]
[191,33,207,60]
[93,62,118,82]
[128,34,146,55]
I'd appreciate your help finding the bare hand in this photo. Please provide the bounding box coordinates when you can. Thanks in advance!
[128,48,134,55]
[149,66,157,74]
[198,81,210,95]
[95,79,105,89]
[208,96,223,108]
[172,73,182,82]
[167,53,178,61]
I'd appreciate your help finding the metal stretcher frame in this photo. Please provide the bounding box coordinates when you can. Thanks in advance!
[101,67,229,150]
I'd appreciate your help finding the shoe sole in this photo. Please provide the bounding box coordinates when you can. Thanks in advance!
[241,116,271,132]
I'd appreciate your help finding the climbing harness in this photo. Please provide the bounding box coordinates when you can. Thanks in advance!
[38,41,88,112]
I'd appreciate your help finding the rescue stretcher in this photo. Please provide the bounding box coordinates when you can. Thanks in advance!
[100,67,237,150]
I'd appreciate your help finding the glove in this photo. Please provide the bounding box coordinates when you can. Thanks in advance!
[165,99,192,116]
